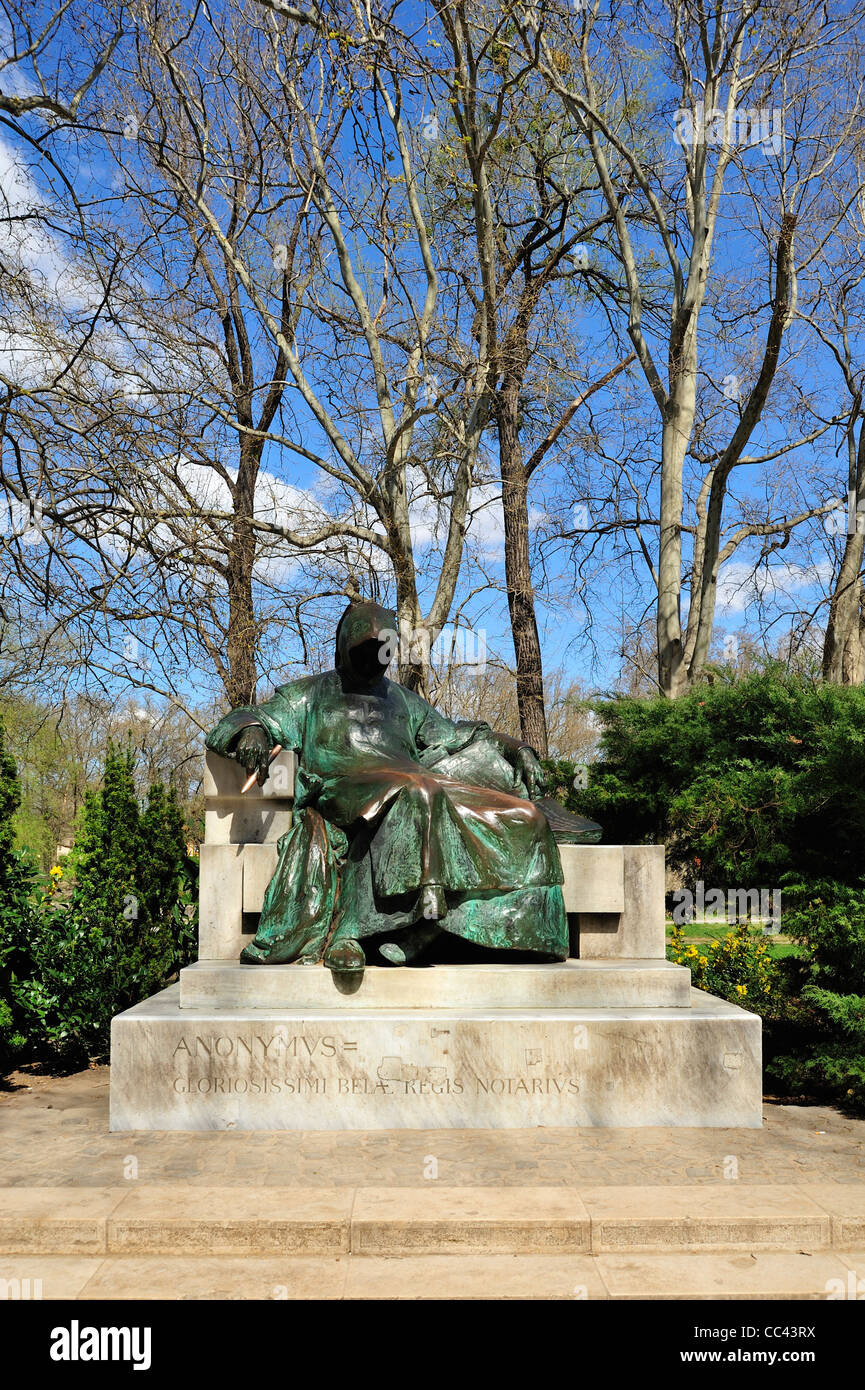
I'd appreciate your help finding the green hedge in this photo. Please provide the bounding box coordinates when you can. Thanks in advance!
[545,668,865,889]
[1,736,197,1068]
[544,670,865,1114]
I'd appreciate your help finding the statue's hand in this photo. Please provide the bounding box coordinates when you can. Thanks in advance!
[515,745,546,800]
[234,725,272,786]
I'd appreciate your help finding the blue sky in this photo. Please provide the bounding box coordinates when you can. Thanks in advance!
[1,0,859,708]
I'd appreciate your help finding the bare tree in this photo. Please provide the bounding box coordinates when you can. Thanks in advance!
[0,0,124,122]
[800,201,865,683]
[410,0,634,750]
[1,1,495,713]
[520,0,865,693]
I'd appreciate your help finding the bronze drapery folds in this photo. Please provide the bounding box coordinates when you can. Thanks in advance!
[206,602,600,972]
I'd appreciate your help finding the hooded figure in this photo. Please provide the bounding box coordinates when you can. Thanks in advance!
[205,600,593,971]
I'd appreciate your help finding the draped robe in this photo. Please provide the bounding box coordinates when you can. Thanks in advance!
[205,608,569,965]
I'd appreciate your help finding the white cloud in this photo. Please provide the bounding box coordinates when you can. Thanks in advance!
[0,135,143,391]
[716,559,833,612]
[0,137,100,306]
[403,471,544,564]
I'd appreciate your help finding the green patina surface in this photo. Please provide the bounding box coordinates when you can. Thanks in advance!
[206,602,599,969]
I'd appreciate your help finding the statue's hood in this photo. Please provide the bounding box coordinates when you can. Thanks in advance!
[334,601,398,676]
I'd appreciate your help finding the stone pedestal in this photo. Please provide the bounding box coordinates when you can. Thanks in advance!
[109,754,762,1130]
[110,962,762,1131]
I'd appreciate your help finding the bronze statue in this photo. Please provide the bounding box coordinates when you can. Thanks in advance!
[206,601,599,973]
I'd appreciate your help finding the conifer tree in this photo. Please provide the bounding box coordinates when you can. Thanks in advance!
[71,741,142,932]
[0,719,38,1060]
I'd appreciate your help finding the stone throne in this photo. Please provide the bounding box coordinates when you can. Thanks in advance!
[197,747,298,962]
[197,747,655,964]
[109,751,762,1130]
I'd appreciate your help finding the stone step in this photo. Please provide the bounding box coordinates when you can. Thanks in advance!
[179,959,692,1011]
[3,1250,861,1299]
[2,1184,862,1257]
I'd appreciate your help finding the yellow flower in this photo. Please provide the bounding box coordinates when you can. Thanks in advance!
[699,956,708,966]
[736,984,748,996]
[50,865,63,879]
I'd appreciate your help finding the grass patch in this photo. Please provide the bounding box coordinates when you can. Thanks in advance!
[665,919,798,962]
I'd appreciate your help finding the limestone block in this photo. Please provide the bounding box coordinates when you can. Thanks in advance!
[578,845,666,960]
[350,1187,590,1255]
[76,1255,348,1301]
[204,748,295,845]
[198,844,284,960]
[204,801,292,846]
[109,983,762,1130]
[596,1250,850,1300]
[801,1185,865,1248]
[179,959,693,1011]
[558,845,624,914]
[204,747,296,799]
[343,1254,607,1301]
[0,1189,126,1255]
[105,1187,352,1255]
[197,843,244,960]
[241,844,280,913]
[0,1257,105,1300]
[582,1185,831,1253]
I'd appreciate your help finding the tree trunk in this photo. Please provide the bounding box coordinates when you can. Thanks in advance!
[396,600,431,699]
[498,376,549,755]
[852,589,865,685]
[685,215,798,686]
[225,450,258,707]
[824,537,865,683]
[824,415,865,685]
[657,405,689,697]
[386,494,430,699]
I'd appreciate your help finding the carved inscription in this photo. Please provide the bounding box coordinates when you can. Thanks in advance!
[169,1032,582,1098]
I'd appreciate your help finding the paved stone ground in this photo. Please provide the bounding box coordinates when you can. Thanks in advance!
[4,1250,865,1300]
[2,1066,864,1188]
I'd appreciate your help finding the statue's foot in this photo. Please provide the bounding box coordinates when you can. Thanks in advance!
[240,942,269,964]
[241,941,319,965]
[324,938,366,975]
[379,921,442,966]
[379,941,408,964]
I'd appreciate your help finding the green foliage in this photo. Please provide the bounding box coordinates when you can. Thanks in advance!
[766,879,865,1113]
[1,740,197,1067]
[776,877,865,994]
[544,669,865,890]
[545,674,865,1116]
[667,920,781,1015]
[0,691,205,872]
[770,1044,865,1113]
[69,742,141,931]
[0,693,92,872]
[140,783,190,929]
[0,715,21,872]
[0,718,42,1062]
[0,850,41,1062]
